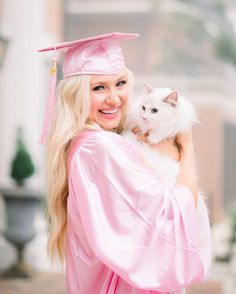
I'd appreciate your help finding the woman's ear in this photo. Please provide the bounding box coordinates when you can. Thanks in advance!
[163,91,178,107]
[143,82,154,94]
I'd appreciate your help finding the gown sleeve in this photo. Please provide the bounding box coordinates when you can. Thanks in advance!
[68,131,211,292]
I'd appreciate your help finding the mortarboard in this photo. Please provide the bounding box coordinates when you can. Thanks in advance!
[38,32,139,144]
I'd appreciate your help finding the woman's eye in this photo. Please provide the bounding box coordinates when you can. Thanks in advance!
[142,106,146,111]
[151,108,158,113]
[116,80,127,87]
[93,85,104,91]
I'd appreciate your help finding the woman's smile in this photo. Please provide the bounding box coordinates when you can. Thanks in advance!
[98,106,120,119]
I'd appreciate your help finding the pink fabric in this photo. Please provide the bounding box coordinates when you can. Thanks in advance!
[38,32,139,77]
[63,39,125,77]
[38,56,57,145]
[66,130,211,294]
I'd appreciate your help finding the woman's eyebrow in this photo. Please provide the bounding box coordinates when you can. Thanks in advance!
[90,80,108,88]
[91,81,106,86]
[91,75,127,86]
[116,75,127,81]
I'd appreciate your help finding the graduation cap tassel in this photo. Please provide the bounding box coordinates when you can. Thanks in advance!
[38,54,57,145]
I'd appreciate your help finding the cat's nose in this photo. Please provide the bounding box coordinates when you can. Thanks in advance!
[142,116,148,121]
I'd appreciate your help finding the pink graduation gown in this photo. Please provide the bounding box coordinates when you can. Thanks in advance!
[66,130,211,294]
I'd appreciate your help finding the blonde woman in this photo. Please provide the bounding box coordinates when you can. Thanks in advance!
[39,32,211,294]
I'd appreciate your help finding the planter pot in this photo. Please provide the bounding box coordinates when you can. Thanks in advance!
[230,244,236,280]
[0,187,43,278]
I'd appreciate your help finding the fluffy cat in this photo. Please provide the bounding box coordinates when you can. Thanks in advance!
[122,85,211,277]
[122,84,198,185]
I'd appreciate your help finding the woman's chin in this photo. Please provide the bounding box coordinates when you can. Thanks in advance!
[96,114,122,130]
[101,121,120,130]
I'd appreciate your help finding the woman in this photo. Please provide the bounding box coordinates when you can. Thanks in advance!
[39,32,211,294]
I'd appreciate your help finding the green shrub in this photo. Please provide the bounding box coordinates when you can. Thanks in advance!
[10,128,35,186]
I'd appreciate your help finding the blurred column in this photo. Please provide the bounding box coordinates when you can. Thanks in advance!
[0,0,63,188]
[193,107,224,222]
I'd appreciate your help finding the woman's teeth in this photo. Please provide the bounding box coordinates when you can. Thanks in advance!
[99,108,119,114]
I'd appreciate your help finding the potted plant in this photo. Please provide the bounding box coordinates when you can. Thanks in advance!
[0,127,41,278]
[229,204,236,277]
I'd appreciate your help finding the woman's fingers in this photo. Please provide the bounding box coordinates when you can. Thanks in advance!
[132,126,141,134]
[132,127,149,143]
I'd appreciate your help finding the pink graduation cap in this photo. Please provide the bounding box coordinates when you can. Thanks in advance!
[38,32,139,144]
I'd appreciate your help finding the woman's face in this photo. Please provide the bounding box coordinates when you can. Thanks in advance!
[89,69,129,130]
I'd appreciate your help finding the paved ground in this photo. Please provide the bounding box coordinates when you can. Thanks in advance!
[0,276,223,294]
[0,273,66,294]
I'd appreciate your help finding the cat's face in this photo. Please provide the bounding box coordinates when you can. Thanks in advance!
[138,88,178,129]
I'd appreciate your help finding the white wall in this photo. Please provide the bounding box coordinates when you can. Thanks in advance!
[0,0,55,188]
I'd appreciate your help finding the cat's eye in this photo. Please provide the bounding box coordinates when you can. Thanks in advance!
[142,106,146,111]
[151,108,158,113]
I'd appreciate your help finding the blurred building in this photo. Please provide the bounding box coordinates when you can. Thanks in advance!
[64,0,236,222]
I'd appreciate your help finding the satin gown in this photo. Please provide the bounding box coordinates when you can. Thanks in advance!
[66,130,211,294]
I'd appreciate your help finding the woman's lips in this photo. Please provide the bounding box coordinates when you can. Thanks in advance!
[99,107,120,120]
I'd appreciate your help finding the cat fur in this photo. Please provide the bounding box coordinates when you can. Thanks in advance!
[122,85,198,185]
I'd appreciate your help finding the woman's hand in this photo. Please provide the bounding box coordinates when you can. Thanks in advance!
[132,127,149,143]
[132,127,198,206]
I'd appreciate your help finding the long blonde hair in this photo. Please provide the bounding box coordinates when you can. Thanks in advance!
[46,68,134,264]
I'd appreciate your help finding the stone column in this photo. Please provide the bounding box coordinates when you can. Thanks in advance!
[0,0,63,188]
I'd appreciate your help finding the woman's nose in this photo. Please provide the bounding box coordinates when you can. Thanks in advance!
[105,90,120,105]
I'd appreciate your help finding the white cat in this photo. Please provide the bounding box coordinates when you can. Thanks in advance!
[123,84,198,185]
[123,85,211,277]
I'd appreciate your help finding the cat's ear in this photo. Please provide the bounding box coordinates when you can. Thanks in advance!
[143,82,154,94]
[163,91,178,107]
